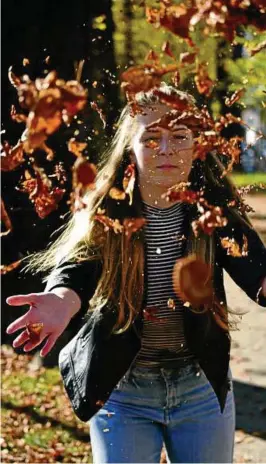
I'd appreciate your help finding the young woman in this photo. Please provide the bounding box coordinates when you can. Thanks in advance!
[6,84,266,463]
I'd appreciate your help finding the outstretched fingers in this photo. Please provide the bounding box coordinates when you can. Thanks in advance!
[12,330,30,348]
[6,293,39,307]
[40,334,58,358]
[6,313,32,335]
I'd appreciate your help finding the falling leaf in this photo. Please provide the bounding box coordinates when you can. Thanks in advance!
[146,2,197,41]
[171,70,180,86]
[123,217,146,240]
[192,206,228,237]
[22,58,30,66]
[0,260,22,275]
[195,62,214,97]
[1,141,25,171]
[145,49,159,61]
[68,138,87,157]
[225,88,245,107]
[20,168,65,218]
[10,105,27,123]
[172,255,213,307]
[162,40,175,58]
[25,323,44,344]
[120,63,178,97]
[180,51,197,65]
[7,69,87,155]
[220,235,248,257]
[1,197,12,236]
[94,214,124,234]
[250,39,266,56]
[72,158,97,189]
[122,163,136,206]
[143,306,160,322]
[162,182,200,203]
[90,101,106,128]
[167,298,175,310]
[109,187,126,201]
[8,67,22,88]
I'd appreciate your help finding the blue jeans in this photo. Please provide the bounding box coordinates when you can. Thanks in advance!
[89,361,235,463]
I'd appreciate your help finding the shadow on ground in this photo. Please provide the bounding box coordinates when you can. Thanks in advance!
[234,380,266,438]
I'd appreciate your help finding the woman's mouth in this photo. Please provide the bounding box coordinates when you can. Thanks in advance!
[156,164,178,170]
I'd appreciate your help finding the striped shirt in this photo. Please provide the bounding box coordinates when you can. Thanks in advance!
[134,200,194,367]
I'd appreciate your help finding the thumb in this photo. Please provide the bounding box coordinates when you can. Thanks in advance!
[6,293,39,306]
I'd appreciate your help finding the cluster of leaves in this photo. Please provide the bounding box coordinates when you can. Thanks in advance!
[1,345,92,463]
[2,2,266,274]
[145,0,266,44]
[0,70,88,243]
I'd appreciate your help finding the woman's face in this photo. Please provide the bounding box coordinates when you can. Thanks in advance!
[131,103,194,189]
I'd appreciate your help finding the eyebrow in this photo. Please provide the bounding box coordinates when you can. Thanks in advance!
[142,127,190,136]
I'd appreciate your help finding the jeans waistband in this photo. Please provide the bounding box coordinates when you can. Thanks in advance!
[129,358,200,380]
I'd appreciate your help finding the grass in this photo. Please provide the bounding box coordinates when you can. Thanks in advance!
[230,172,266,188]
[1,346,93,463]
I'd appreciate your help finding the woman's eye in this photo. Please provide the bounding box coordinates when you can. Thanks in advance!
[173,134,189,140]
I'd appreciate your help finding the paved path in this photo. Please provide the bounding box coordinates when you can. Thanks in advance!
[228,195,266,463]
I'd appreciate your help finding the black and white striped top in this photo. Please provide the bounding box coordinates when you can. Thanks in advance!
[134,200,194,367]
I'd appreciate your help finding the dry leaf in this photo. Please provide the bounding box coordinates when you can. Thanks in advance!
[68,138,87,157]
[0,260,22,275]
[25,323,44,343]
[172,255,213,307]
[1,197,12,236]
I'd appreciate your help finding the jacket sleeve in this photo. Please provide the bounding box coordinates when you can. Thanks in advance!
[44,259,102,326]
[215,210,266,307]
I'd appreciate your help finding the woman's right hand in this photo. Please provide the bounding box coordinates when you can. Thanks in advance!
[5,288,81,357]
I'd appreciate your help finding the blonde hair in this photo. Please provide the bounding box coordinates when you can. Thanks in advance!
[23,83,249,333]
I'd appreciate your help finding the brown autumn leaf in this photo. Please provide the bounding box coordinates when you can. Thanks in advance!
[109,187,126,201]
[1,141,25,171]
[162,40,175,59]
[147,89,194,112]
[20,168,65,218]
[143,306,160,322]
[120,63,178,96]
[0,260,22,275]
[172,255,213,307]
[180,51,197,65]
[25,323,44,344]
[146,2,197,41]
[250,39,266,56]
[194,62,214,97]
[145,49,159,61]
[23,58,30,66]
[123,217,146,240]
[221,235,248,257]
[7,69,87,154]
[68,138,87,157]
[167,298,176,310]
[72,158,97,189]
[10,105,27,123]
[122,163,136,206]
[162,182,200,203]
[192,206,228,237]
[94,214,124,234]
[171,70,180,86]
[1,197,12,236]
[225,88,245,107]
[90,101,106,128]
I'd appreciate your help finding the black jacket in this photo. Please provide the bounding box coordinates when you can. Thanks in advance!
[45,204,266,421]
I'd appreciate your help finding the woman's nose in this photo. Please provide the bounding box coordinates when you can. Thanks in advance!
[158,136,173,155]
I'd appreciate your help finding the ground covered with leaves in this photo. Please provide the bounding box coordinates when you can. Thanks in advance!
[1,345,92,463]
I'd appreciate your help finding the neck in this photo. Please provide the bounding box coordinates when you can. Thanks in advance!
[138,180,180,208]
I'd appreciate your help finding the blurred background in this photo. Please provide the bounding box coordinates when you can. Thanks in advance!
[1,1,266,462]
